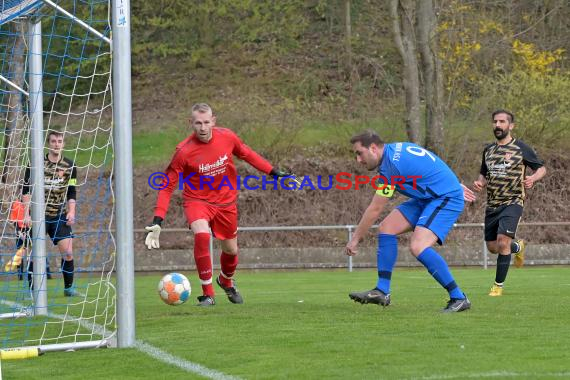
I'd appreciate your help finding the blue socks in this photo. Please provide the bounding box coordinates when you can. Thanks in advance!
[373,237,465,300]
[417,247,465,300]
[375,234,398,294]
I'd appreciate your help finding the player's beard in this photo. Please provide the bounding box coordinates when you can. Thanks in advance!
[493,127,509,140]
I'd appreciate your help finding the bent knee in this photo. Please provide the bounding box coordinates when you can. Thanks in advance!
[377,221,390,235]
[486,241,499,254]
[496,236,511,253]
[223,247,238,255]
[378,221,403,235]
[221,240,239,255]
[409,242,428,257]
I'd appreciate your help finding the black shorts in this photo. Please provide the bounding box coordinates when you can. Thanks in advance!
[15,214,73,248]
[484,204,523,241]
[45,214,73,245]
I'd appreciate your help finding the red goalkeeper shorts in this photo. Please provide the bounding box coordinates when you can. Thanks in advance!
[183,201,238,240]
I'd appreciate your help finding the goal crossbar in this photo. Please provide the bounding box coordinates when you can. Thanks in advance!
[42,0,112,45]
[0,74,29,96]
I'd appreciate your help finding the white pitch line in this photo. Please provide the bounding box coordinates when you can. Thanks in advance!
[415,371,570,379]
[135,340,241,380]
[0,299,240,380]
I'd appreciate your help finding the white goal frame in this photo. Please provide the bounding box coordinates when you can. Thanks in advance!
[1,0,135,350]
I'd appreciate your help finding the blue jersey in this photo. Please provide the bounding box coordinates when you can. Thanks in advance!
[376,142,462,200]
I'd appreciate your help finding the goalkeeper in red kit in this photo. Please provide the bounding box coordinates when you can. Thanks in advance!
[145,103,290,306]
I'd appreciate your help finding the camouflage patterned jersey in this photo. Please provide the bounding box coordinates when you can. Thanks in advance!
[23,155,77,217]
[480,138,543,209]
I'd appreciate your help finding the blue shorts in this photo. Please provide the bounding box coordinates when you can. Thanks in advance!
[396,191,464,245]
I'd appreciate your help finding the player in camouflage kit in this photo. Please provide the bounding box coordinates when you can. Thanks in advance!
[473,110,546,296]
[22,130,80,297]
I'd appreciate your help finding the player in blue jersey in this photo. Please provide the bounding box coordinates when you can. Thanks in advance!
[346,130,476,312]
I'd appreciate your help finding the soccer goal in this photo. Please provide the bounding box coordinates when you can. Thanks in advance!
[0,0,134,353]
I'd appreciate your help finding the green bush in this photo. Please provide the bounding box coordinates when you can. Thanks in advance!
[476,70,570,147]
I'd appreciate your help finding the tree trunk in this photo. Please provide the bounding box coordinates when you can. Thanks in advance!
[344,0,355,109]
[417,0,444,155]
[389,0,421,144]
[1,21,28,207]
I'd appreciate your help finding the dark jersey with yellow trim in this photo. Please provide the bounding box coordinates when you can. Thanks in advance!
[22,155,77,217]
[480,139,543,209]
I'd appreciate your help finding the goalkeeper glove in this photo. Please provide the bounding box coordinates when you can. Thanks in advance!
[270,168,301,187]
[4,247,25,272]
[270,168,291,178]
[145,216,163,250]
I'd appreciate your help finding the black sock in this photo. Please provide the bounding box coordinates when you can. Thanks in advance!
[495,254,511,284]
[47,259,52,278]
[27,261,33,289]
[18,261,24,281]
[61,259,74,289]
[511,241,520,253]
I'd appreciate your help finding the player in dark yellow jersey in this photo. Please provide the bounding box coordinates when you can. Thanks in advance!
[473,110,546,296]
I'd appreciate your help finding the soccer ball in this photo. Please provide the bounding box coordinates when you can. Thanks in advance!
[157,273,191,306]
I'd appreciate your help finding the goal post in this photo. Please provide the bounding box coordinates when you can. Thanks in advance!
[28,15,48,317]
[111,0,135,348]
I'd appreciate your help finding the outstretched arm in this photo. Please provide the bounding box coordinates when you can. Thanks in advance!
[346,194,389,256]
[145,152,183,250]
[153,151,184,220]
[232,134,273,174]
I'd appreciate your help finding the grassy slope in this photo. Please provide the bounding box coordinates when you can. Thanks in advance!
[4,267,570,379]
[127,2,569,172]
[130,115,494,168]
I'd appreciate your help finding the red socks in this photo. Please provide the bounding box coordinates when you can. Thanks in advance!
[194,234,239,294]
[219,252,238,287]
[194,233,213,296]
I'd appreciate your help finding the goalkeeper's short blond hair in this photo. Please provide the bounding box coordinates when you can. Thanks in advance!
[191,103,213,118]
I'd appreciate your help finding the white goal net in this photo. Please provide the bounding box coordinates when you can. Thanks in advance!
[0,0,117,351]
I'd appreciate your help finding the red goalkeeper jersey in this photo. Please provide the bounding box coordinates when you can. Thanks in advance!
[154,127,273,218]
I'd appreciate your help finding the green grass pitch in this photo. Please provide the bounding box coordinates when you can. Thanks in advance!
[3,267,570,379]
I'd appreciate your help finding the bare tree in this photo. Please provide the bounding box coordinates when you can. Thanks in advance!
[344,0,353,75]
[390,0,421,144]
[1,21,28,207]
[344,0,357,110]
[417,0,444,155]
